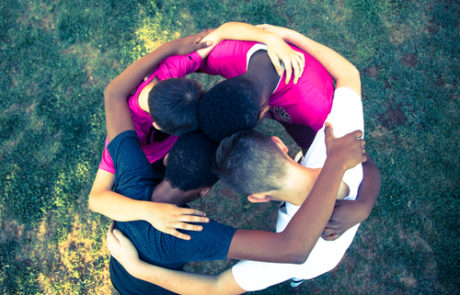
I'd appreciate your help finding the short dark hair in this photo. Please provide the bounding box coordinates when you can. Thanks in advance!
[215,130,287,195]
[166,131,219,191]
[149,78,202,136]
[198,76,262,142]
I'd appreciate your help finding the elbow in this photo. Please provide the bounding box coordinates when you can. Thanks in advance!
[282,245,312,264]
[285,251,310,265]
[350,65,360,81]
[87,193,98,213]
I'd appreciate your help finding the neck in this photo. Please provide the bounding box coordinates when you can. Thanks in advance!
[276,164,321,206]
[243,50,280,105]
[151,181,186,206]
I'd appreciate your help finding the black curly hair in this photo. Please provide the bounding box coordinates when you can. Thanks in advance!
[165,131,219,191]
[197,76,262,142]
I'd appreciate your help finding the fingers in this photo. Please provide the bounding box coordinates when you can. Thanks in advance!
[267,51,284,77]
[290,55,301,84]
[194,41,212,51]
[170,230,191,241]
[352,129,363,139]
[321,228,341,240]
[179,208,207,217]
[294,52,305,84]
[174,221,203,232]
[324,122,335,139]
[323,233,340,241]
[282,57,292,84]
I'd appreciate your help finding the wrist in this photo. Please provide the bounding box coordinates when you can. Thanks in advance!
[124,258,145,277]
[139,200,157,222]
[324,155,348,173]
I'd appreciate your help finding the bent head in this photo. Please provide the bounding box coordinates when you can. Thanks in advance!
[165,131,219,202]
[198,76,265,142]
[149,78,203,136]
[215,130,289,196]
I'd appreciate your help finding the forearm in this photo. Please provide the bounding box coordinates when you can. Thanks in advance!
[129,261,242,295]
[228,159,346,264]
[197,22,281,58]
[281,158,346,261]
[104,42,178,99]
[355,157,381,217]
[282,29,360,91]
[215,22,279,44]
[88,190,150,222]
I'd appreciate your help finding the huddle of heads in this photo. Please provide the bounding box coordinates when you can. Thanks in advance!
[149,76,285,196]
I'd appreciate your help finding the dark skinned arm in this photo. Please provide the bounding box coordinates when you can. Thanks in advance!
[321,157,381,240]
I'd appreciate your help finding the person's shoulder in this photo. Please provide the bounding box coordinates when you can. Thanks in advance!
[333,87,361,101]
[108,130,138,150]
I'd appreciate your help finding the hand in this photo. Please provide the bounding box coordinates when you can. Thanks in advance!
[256,24,304,84]
[169,29,214,56]
[107,223,141,271]
[321,200,368,240]
[143,202,209,240]
[325,123,367,171]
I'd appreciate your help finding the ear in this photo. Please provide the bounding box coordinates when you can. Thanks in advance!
[270,136,288,154]
[199,187,211,198]
[247,194,270,203]
[258,105,270,121]
[163,154,169,166]
[152,122,162,130]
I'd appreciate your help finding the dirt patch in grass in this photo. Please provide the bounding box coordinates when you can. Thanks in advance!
[379,101,408,128]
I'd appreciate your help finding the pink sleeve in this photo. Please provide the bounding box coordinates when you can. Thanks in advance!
[155,52,203,80]
[98,137,115,174]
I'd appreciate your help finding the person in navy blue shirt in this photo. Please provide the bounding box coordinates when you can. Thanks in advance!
[108,130,235,294]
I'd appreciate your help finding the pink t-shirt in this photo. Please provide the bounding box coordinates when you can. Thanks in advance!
[98,53,202,173]
[199,40,334,131]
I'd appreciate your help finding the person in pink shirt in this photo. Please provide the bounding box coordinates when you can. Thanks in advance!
[147,23,333,148]
[89,23,304,240]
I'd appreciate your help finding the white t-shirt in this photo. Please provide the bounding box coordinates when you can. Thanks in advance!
[231,87,364,291]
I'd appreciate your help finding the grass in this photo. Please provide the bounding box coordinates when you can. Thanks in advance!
[0,0,458,293]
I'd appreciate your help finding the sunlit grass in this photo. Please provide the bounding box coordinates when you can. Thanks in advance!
[0,0,458,294]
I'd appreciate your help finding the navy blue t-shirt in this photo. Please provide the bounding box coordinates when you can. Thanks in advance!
[108,131,237,295]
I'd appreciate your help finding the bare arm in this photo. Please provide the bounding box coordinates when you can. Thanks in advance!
[322,157,381,240]
[104,32,212,141]
[198,22,305,84]
[228,124,367,264]
[257,24,361,93]
[107,227,244,295]
[88,169,209,240]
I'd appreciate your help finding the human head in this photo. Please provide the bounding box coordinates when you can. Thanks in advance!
[214,130,288,196]
[198,76,264,142]
[165,131,219,195]
[148,78,203,136]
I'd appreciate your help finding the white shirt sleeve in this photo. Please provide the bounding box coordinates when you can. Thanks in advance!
[231,88,365,291]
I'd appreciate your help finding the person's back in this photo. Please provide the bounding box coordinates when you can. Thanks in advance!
[108,131,236,294]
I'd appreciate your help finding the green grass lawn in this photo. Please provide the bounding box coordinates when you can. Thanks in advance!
[1,0,458,294]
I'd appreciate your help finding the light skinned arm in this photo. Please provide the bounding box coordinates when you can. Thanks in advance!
[89,33,212,239]
[197,22,305,84]
[321,157,381,240]
[257,24,361,93]
[107,226,244,295]
[227,124,367,264]
[104,31,212,141]
[88,169,209,240]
